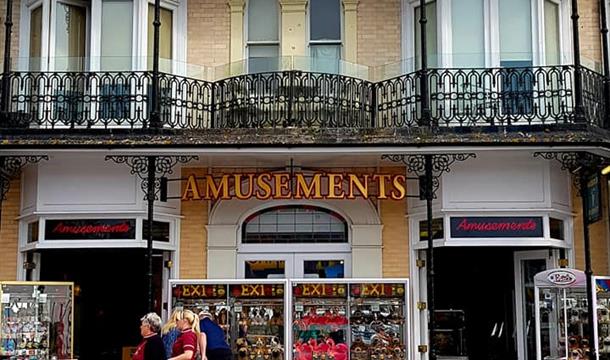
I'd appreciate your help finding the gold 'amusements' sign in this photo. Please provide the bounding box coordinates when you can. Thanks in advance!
[181,172,406,201]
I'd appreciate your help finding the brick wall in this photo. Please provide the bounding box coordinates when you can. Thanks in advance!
[187,0,231,68]
[579,0,602,68]
[381,167,409,278]
[573,178,609,274]
[0,0,21,67]
[357,0,402,67]
[0,179,20,280]
[179,168,208,278]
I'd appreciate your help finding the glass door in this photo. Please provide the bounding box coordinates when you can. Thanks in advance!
[514,250,557,360]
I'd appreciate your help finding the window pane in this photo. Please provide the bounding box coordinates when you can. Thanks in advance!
[55,3,87,71]
[248,0,279,41]
[304,260,345,278]
[544,0,560,65]
[414,1,437,68]
[101,0,133,70]
[148,5,173,71]
[245,260,285,279]
[243,206,347,243]
[451,0,484,67]
[499,0,532,61]
[248,45,279,72]
[310,0,340,41]
[310,44,341,73]
[29,6,42,70]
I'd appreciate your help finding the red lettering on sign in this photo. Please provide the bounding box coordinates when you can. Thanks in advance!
[456,219,537,232]
[52,222,132,235]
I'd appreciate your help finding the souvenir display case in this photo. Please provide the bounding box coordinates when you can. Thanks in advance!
[169,280,288,360]
[593,276,610,360]
[292,282,349,360]
[0,282,74,360]
[290,279,409,360]
[534,269,589,360]
[348,281,408,360]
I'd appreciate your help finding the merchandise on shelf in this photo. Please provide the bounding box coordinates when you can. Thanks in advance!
[534,268,590,360]
[349,283,407,360]
[595,277,610,360]
[0,282,73,360]
[170,281,286,360]
[291,280,409,360]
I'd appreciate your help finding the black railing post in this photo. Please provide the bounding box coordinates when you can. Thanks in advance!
[419,0,431,128]
[1,0,14,123]
[599,0,610,128]
[579,169,598,360]
[150,0,162,129]
[424,155,436,360]
[210,82,216,129]
[146,156,156,312]
[571,0,586,122]
[371,83,377,128]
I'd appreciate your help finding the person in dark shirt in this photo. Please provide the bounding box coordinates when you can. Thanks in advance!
[198,311,232,360]
[132,313,166,360]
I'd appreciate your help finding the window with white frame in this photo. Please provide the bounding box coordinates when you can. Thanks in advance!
[247,0,280,73]
[499,0,533,67]
[23,0,185,72]
[309,0,341,73]
[544,0,561,65]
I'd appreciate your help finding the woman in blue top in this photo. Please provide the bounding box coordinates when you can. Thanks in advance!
[161,309,183,357]
[198,311,232,360]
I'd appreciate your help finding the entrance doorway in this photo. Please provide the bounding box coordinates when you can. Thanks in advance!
[424,247,556,360]
[38,249,165,360]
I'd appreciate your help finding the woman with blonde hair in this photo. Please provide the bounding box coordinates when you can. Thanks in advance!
[162,309,182,357]
[168,309,201,360]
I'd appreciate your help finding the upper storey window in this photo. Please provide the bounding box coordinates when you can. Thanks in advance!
[247,0,280,73]
[405,0,566,68]
[309,0,341,72]
[22,0,184,72]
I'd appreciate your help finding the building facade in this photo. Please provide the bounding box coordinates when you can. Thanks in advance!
[0,0,609,359]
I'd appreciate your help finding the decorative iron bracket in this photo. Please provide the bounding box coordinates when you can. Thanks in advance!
[381,153,476,198]
[533,151,610,191]
[0,155,48,200]
[105,155,199,200]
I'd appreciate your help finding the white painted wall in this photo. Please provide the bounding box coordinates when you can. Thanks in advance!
[20,153,182,215]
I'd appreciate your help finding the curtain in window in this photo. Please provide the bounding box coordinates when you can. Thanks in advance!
[544,0,560,65]
[310,44,341,73]
[55,3,87,71]
[148,5,173,72]
[29,6,42,70]
[247,0,279,73]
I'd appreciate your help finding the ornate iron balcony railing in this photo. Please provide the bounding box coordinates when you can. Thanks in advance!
[0,65,605,130]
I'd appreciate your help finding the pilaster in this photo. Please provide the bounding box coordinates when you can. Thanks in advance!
[342,0,358,63]
[279,0,308,57]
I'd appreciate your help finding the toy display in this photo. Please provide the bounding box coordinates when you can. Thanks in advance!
[534,268,590,360]
[0,282,73,360]
[594,277,610,360]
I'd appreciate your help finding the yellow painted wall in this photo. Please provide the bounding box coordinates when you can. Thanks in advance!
[179,168,208,278]
[380,167,409,278]
[573,177,609,275]
[0,179,20,281]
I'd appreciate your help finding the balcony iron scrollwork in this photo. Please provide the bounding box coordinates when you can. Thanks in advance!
[105,155,199,200]
[0,155,48,200]
[533,151,610,190]
[0,65,606,130]
[381,153,476,198]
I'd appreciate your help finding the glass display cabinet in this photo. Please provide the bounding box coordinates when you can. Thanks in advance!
[349,282,408,360]
[534,268,589,360]
[291,279,409,360]
[594,276,610,360]
[0,281,74,360]
[170,280,288,360]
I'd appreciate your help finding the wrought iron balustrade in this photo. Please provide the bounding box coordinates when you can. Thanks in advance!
[0,65,605,130]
